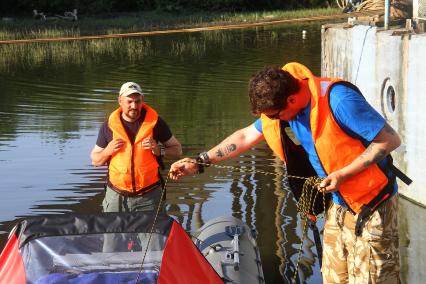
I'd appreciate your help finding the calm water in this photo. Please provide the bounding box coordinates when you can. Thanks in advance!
[0,22,423,283]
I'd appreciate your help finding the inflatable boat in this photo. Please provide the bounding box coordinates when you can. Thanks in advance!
[0,211,264,284]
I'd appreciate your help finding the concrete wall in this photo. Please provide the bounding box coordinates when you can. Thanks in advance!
[322,23,426,207]
[399,196,426,283]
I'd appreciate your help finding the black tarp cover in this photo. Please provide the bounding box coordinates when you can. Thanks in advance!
[0,212,223,284]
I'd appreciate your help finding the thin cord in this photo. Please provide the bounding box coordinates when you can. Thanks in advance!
[354,25,373,84]
[292,176,325,283]
[135,175,169,284]
[134,160,326,283]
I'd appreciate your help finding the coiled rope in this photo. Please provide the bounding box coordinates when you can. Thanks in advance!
[292,176,325,283]
[135,160,326,283]
[356,0,386,12]
[336,0,386,11]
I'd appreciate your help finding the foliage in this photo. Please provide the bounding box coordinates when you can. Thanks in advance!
[0,0,332,16]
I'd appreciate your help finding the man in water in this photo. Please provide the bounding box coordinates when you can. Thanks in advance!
[91,82,182,214]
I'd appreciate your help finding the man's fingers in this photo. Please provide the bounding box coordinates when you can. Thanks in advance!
[170,162,182,171]
[168,168,183,180]
[109,139,124,154]
[318,178,331,193]
[168,172,177,180]
[168,158,199,181]
[169,163,183,174]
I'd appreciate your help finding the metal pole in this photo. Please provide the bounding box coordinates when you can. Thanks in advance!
[384,0,390,29]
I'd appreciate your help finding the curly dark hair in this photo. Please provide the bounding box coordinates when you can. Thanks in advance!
[248,65,300,114]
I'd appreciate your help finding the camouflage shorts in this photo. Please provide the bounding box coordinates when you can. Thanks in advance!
[322,194,400,284]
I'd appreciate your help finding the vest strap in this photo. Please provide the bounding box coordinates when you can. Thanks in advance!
[354,155,411,236]
[354,182,393,236]
[107,180,162,197]
[390,164,412,185]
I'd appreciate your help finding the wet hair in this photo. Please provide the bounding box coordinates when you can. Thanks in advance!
[248,66,300,114]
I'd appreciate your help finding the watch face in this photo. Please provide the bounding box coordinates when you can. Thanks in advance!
[199,152,210,163]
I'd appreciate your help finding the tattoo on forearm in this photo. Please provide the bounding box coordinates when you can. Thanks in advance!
[216,149,224,158]
[360,145,373,160]
[215,144,237,158]
[361,145,387,168]
[371,148,387,164]
[225,144,237,154]
[383,123,396,135]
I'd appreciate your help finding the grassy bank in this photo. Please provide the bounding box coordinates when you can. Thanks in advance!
[0,7,340,41]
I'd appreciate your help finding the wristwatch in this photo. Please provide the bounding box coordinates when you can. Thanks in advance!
[195,156,204,174]
[198,151,211,167]
[195,151,211,174]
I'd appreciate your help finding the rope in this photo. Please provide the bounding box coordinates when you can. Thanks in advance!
[190,234,222,256]
[0,10,383,45]
[186,159,310,181]
[336,0,350,9]
[134,159,326,283]
[356,0,385,11]
[354,25,373,85]
[135,174,169,284]
[180,159,326,282]
[336,0,386,12]
[292,176,325,283]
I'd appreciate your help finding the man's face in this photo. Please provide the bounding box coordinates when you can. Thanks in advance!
[263,95,301,121]
[119,93,143,122]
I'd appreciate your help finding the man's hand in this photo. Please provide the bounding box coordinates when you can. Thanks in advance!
[169,158,199,180]
[318,171,344,193]
[142,136,160,156]
[105,139,125,156]
[318,123,401,194]
[90,139,125,167]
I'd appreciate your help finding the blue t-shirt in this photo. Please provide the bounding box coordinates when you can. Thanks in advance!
[254,84,396,206]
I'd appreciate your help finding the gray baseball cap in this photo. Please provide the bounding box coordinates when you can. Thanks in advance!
[119,82,144,97]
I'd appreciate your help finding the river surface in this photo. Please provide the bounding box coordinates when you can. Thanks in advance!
[0,22,424,283]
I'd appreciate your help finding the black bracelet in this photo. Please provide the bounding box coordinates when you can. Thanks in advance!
[195,156,204,174]
[198,151,211,167]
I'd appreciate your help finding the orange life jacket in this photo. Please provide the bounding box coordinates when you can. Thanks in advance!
[261,62,390,214]
[107,104,161,194]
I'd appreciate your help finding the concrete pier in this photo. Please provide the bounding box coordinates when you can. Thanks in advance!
[322,22,426,283]
[321,23,426,207]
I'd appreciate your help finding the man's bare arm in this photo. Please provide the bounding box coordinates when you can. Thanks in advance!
[163,135,182,159]
[90,139,124,167]
[169,123,264,180]
[205,123,265,164]
[319,122,401,192]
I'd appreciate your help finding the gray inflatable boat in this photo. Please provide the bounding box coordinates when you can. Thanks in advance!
[194,216,265,284]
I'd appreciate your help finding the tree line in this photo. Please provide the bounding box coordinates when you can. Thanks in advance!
[1,0,330,16]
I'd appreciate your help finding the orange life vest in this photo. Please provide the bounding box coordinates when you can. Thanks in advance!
[107,104,161,194]
[261,62,390,214]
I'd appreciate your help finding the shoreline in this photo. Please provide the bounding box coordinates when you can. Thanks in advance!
[0,8,382,44]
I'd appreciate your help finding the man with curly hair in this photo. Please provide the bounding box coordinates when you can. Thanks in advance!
[170,62,405,283]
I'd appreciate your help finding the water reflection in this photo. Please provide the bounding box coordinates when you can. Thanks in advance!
[1,21,421,283]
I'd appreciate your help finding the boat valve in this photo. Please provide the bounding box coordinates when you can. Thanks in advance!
[225,225,245,271]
